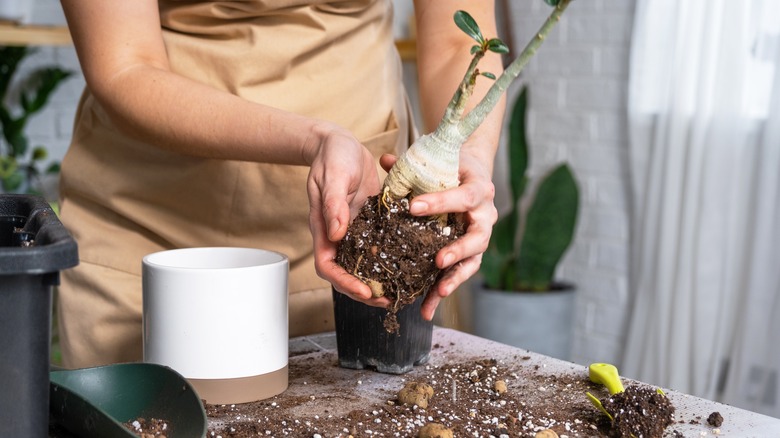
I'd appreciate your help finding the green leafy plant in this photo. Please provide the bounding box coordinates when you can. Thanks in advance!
[480,85,579,292]
[0,45,73,194]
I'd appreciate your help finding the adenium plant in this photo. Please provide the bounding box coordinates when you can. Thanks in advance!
[337,0,572,311]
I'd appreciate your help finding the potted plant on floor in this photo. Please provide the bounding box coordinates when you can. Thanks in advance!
[334,1,573,373]
[471,84,580,360]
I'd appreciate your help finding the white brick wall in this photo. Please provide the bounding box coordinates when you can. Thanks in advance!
[16,0,637,367]
[503,0,636,366]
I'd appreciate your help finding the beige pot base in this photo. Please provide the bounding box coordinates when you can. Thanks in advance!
[188,365,288,405]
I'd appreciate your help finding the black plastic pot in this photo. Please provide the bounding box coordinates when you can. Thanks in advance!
[0,194,78,438]
[332,289,432,374]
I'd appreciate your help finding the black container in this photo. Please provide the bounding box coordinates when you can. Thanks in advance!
[0,195,78,438]
[332,289,432,374]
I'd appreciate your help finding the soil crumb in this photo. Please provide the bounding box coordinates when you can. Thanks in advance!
[336,195,464,332]
[600,385,675,437]
[124,417,171,437]
[707,411,724,427]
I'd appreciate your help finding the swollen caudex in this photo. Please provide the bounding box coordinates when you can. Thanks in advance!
[383,124,466,200]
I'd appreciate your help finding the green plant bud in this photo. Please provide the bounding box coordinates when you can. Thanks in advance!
[32,146,48,161]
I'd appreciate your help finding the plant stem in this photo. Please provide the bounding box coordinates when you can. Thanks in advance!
[442,51,484,126]
[458,0,571,138]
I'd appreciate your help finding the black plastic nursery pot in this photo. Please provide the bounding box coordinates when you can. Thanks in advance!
[0,194,78,438]
[332,289,432,374]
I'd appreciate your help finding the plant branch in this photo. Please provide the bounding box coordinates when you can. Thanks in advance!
[458,0,571,138]
[442,51,484,126]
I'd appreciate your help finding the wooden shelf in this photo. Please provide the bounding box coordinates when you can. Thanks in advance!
[0,22,71,46]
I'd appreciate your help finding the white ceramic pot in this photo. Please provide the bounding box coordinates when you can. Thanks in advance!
[142,247,289,404]
[471,282,576,361]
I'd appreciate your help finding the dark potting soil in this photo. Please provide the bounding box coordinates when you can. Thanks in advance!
[600,385,675,438]
[124,417,172,437]
[336,195,465,333]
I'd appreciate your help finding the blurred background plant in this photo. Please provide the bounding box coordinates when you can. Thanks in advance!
[1,45,72,194]
[480,85,579,292]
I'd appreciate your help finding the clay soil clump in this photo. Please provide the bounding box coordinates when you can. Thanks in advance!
[336,195,464,332]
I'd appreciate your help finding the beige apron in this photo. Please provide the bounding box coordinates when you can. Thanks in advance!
[57,0,414,368]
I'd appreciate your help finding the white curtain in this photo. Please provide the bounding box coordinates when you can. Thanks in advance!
[624,0,780,418]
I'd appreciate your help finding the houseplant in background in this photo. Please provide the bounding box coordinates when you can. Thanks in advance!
[472,85,580,360]
[0,45,72,197]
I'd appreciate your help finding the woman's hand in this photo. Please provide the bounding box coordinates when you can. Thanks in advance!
[380,148,499,321]
[307,123,392,309]
[412,0,504,321]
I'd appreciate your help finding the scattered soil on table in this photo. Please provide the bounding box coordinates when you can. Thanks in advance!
[204,350,687,437]
[124,417,172,437]
[336,195,465,332]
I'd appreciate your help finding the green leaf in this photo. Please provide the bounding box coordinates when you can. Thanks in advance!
[1,169,24,192]
[23,67,73,115]
[481,72,496,80]
[454,10,484,43]
[46,162,61,174]
[0,46,32,99]
[32,146,48,161]
[488,210,518,258]
[470,45,481,55]
[508,86,530,204]
[487,38,510,54]
[483,207,519,290]
[481,247,514,290]
[2,109,28,158]
[0,156,17,179]
[544,0,561,6]
[7,127,28,157]
[0,105,11,130]
[515,164,579,290]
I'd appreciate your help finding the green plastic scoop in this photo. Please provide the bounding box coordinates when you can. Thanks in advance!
[50,363,207,438]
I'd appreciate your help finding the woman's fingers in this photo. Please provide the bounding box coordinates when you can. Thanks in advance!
[420,254,481,320]
[379,153,397,173]
[410,178,497,269]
